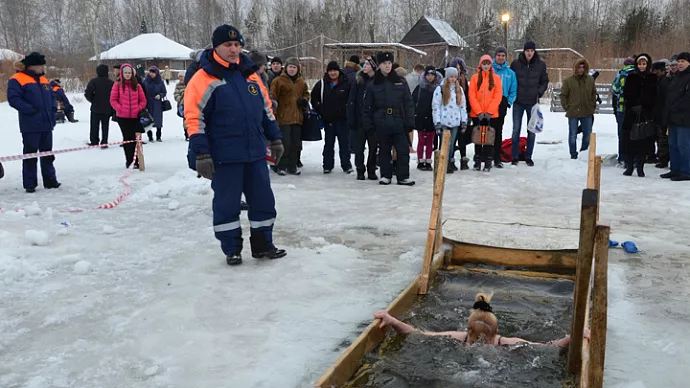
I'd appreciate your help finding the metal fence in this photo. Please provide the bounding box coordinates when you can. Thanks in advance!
[550,84,614,114]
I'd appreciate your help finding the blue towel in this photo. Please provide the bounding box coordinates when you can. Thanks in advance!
[621,241,638,253]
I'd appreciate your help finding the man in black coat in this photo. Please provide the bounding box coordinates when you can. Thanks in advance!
[311,61,353,174]
[347,56,378,180]
[84,64,114,146]
[510,41,549,166]
[652,60,671,168]
[662,52,690,181]
[362,51,416,186]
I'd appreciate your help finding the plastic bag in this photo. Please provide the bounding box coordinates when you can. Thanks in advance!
[527,105,544,134]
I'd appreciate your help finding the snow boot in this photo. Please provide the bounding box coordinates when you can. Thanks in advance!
[156,129,162,142]
[511,159,519,166]
[66,111,79,123]
[397,178,416,186]
[460,157,469,170]
[526,159,535,167]
[425,162,433,171]
[446,163,454,174]
[450,160,459,171]
[494,160,503,168]
[379,177,392,185]
[44,181,61,189]
[147,130,154,142]
[276,169,287,176]
[343,167,354,174]
[357,171,365,180]
[473,160,481,171]
[661,171,678,179]
[636,162,645,177]
[252,247,287,260]
[483,162,492,172]
[226,253,242,266]
[368,171,378,180]
[417,162,425,170]
[296,160,303,168]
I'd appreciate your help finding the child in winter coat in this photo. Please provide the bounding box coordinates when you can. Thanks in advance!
[173,73,188,140]
[110,64,147,168]
[469,55,503,172]
[412,66,443,171]
[432,67,468,173]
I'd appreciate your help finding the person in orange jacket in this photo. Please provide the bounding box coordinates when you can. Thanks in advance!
[468,54,503,172]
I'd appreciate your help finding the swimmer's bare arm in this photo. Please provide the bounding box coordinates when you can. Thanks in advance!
[374,311,467,341]
[501,329,590,347]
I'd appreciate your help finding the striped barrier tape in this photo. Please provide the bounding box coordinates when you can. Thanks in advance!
[0,140,139,163]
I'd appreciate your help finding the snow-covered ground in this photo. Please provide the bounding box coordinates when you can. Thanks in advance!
[1,83,688,388]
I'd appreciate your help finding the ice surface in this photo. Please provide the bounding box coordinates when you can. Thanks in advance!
[25,229,50,246]
[1,85,688,387]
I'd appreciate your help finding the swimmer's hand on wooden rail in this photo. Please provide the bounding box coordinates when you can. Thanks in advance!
[374,308,590,348]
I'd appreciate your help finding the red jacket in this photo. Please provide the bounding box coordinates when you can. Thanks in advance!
[110,81,146,119]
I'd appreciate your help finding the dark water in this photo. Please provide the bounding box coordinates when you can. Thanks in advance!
[348,270,576,388]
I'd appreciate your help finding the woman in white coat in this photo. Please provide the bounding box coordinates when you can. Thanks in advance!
[432,67,468,173]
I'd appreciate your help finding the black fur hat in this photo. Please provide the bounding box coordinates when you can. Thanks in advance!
[376,51,394,65]
[21,52,46,67]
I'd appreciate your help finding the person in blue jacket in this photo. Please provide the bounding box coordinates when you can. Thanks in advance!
[185,25,286,266]
[493,46,517,168]
[49,79,78,123]
[7,52,60,192]
[143,66,167,142]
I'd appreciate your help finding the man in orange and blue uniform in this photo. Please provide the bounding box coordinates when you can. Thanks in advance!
[7,52,61,193]
[185,25,286,266]
[50,79,78,123]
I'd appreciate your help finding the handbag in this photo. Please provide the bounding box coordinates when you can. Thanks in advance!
[301,110,323,141]
[161,97,172,112]
[630,111,656,141]
[139,109,154,129]
[472,125,496,145]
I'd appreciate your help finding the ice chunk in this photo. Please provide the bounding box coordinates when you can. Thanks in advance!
[25,230,50,246]
[25,202,42,216]
[103,225,116,235]
[144,365,159,376]
[168,200,180,211]
[73,261,91,275]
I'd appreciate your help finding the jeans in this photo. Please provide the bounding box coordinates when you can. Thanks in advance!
[615,111,626,162]
[668,126,690,176]
[439,127,458,163]
[323,121,352,171]
[568,117,593,156]
[511,102,536,160]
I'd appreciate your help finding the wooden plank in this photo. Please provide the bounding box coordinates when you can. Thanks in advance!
[448,242,578,272]
[419,130,450,294]
[588,224,610,388]
[135,133,145,172]
[315,248,449,387]
[568,189,599,373]
[594,156,602,221]
[586,133,597,189]
[446,265,576,281]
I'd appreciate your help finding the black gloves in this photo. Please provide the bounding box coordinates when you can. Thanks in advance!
[461,122,468,134]
[196,154,215,180]
[434,123,443,135]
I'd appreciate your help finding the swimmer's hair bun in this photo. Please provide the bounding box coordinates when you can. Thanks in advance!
[475,292,493,304]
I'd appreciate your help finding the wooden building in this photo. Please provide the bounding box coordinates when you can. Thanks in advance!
[400,16,469,67]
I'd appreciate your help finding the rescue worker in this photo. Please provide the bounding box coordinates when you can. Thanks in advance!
[7,52,61,193]
[50,79,78,123]
[362,51,415,186]
[185,25,286,266]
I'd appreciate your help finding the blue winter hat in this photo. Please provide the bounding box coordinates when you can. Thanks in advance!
[212,24,245,48]
[524,41,536,51]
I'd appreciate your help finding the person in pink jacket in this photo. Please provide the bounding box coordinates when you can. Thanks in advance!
[110,63,147,168]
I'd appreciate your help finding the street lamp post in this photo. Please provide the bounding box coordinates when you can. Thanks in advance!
[501,13,510,52]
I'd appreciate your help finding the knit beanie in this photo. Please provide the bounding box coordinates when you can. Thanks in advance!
[271,56,282,65]
[676,52,690,63]
[524,41,536,51]
[364,56,377,71]
[212,24,245,48]
[495,46,507,55]
[248,50,268,67]
[424,65,436,76]
[285,57,300,68]
[348,55,360,64]
[326,61,340,71]
[624,57,635,66]
[444,67,458,79]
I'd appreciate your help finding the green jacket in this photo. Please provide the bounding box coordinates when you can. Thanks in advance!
[560,59,597,118]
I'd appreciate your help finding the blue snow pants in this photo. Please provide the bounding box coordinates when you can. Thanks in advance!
[22,131,57,190]
[211,159,277,255]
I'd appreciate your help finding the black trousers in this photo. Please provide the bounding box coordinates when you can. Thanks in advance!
[354,129,377,174]
[118,118,139,167]
[378,130,410,180]
[90,112,110,145]
[493,97,509,162]
[278,124,301,170]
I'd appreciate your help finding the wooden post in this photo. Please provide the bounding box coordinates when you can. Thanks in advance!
[419,130,450,294]
[568,189,598,373]
[135,133,145,171]
[588,223,610,388]
[586,133,597,189]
